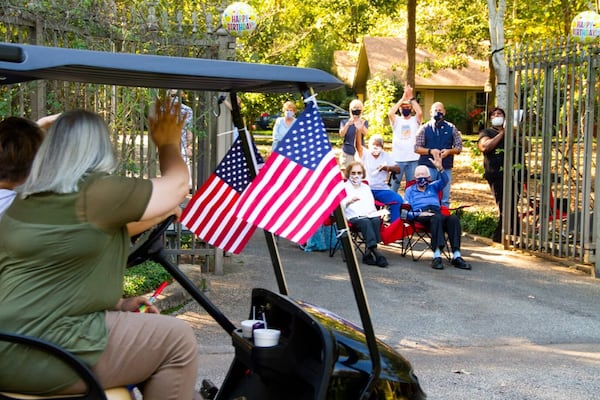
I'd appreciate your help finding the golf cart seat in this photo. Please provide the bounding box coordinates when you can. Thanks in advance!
[0,391,130,400]
[0,332,130,400]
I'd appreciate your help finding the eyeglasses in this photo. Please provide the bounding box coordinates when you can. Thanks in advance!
[350,171,363,175]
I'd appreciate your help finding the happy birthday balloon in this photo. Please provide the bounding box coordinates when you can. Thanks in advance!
[221,2,258,38]
[571,11,600,42]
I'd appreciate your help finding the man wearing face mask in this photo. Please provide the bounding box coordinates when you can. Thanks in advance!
[360,135,404,223]
[478,107,526,243]
[339,99,368,172]
[414,102,463,207]
[403,154,471,270]
[388,84,423,193]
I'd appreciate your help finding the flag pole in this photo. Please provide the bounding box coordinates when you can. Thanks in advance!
[298,84,382,398]
[229,91,289,296]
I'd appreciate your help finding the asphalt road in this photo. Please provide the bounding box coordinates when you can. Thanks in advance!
[173,231,600,399]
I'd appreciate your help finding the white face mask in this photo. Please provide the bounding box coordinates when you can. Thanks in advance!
[349,175,362,185]
[491,116,504,127]
[370,146,381,156]
[285,110,295,119]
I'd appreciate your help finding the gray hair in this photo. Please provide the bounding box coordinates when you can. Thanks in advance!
[20,110,116,197]
[368,134,384,147]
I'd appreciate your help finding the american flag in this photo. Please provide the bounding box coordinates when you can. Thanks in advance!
[235,99,345,244]
[181,133,263,254]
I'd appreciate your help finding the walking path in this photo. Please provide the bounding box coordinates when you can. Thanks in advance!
[155,229,600,399]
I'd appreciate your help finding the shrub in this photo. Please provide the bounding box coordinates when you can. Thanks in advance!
[123,261,172,298]
[460,209,497,239]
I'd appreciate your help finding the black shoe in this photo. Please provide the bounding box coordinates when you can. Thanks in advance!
[362,252,377,265]
[431,257,443,270]
[375,255,389,268]
[452,256,472,270]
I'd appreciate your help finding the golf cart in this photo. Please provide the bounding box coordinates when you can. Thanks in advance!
[0,43,426,400]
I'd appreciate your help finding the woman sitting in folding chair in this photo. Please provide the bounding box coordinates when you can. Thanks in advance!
[403,153,471,270]
[342,161,389,268]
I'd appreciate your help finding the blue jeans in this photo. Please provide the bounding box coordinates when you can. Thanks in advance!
[371,189,404,223]
[391,160,418,193]
[428,167,452,207]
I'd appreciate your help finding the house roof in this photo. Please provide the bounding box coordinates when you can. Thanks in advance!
[333,50,357,86]
[352,37,488,92]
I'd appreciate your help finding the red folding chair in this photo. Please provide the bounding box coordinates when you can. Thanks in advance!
[399,180,469,262]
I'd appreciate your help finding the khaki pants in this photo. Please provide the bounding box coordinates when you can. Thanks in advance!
[65,311,199,400]
[339,151,359,174]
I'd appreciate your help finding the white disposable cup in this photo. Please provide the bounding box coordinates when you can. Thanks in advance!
[241,320,263,338]
[253,328,281,347]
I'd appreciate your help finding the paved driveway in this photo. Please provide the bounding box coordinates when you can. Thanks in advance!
[174,232,600,399]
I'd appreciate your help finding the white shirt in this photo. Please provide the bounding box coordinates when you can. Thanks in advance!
[391,115,420,162]
[343,180,377,220]
[272,117,296,150]
[0,189,16,218]
[362,150,394,190]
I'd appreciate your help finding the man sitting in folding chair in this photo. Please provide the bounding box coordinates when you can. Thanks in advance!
[403,154,472,270]
[343,161,389,268]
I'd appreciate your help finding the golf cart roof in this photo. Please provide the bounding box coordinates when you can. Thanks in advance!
[0,43,343,93]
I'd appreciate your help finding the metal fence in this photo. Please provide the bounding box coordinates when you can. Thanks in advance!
[0,3,236,272]
[506,39,598,275]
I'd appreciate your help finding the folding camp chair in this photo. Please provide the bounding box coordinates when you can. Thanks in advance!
[400,180,469,262]
[329,199,389,259]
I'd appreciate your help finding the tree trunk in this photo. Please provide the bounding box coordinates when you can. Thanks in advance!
[406,0,417,88]
[488,0,508,111]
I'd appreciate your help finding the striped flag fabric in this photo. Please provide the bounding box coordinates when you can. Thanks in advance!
[235,99,345,244]
[181,132,263,254]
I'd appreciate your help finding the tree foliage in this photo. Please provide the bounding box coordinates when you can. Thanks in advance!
[2,0,594,117]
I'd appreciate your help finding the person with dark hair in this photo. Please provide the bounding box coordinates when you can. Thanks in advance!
[478,106,528,243]
[0,116,45,216]
[388,83,423,192]
[0,97,199,398]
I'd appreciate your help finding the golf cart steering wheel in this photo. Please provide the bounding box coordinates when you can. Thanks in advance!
[127,215,177,268]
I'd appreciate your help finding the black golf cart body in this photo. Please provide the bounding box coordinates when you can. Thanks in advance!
[0,43,425,400]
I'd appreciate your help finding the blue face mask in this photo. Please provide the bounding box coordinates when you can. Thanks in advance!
[416,177,429,187]
[401,108,411,117]
[434,111,444,122]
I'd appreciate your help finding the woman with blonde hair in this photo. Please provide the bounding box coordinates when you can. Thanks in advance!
[342,161,388,267]
[272,100,297,150]
[339,99,368,171]
[0,97,200,399]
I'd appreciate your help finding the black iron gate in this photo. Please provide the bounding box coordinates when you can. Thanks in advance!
[506,39,599,275]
